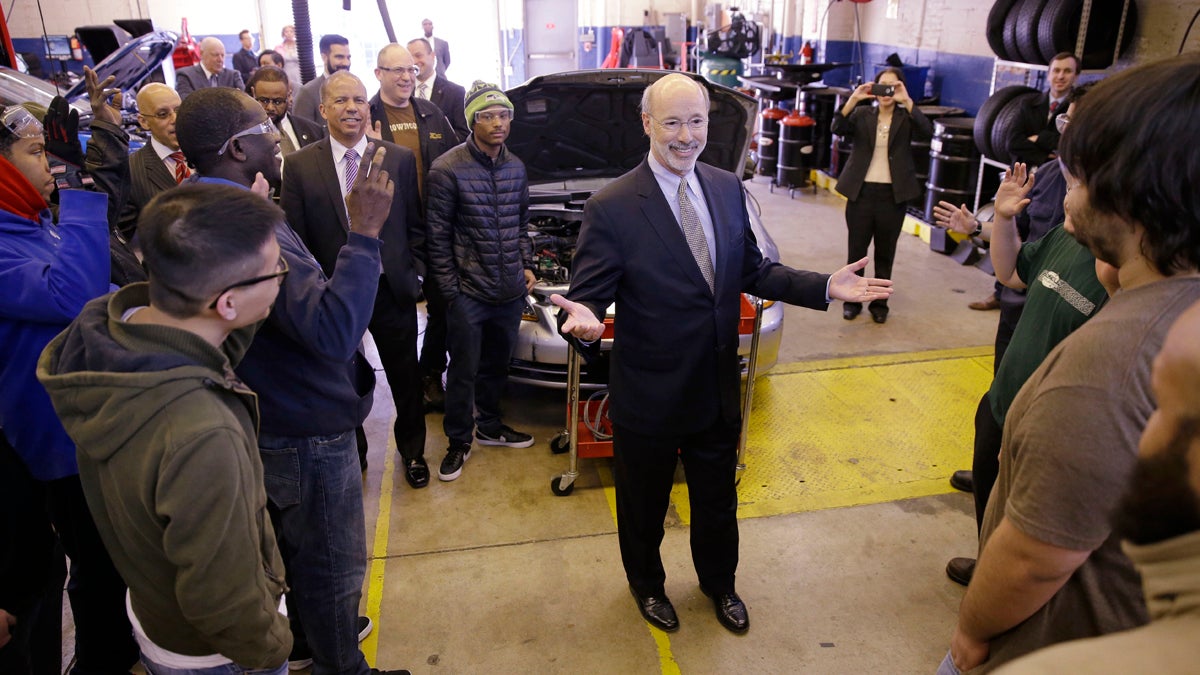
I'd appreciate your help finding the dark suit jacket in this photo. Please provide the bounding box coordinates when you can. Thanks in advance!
[232,48,257,82]
[175,65,245,99]
[427,76,468,142]
[279,137,426,306]
[432,37,451,77]
[285,113,325,150]
[564,160,831,435]
[832,104,932,203]
[292,75,326,132]
[1007,92,1062,166]
[115,143,177,239]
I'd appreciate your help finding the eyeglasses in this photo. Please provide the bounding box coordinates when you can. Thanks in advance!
[1055,112,1070,134]
[1,105,44,140]
[208,255,289,308]
[141,107,180,121]
[217,118,279,156]
[254,97,287,108]
[473,109,513,124]
[378,65,420,77]
[646,114,708,133]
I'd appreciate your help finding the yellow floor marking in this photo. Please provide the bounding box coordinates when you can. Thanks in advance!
[362,442,396,663]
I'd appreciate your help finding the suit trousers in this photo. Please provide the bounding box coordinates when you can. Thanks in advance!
[971,392,1003,531]
[845,182,905,308]
[612,417,741,596]
[418,277,449,377]
[370,278,426,461]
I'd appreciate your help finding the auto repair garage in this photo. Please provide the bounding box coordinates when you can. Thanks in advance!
[2,0,1198,672]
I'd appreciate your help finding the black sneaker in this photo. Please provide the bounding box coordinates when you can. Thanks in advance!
[438,443,471,481]
[288,642,313,670]
[371,669,411,675]
[358,615,373,641]
[475,424,534,448]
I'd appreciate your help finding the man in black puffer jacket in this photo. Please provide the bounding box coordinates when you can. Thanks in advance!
[426,81,537,482]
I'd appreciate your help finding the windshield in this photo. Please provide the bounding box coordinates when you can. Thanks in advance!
[0,68,90,116]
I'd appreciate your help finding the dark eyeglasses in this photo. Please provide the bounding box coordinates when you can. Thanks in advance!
[217,118,279,156]
[255,96,288,108]
[208,255,289,308]
[141,107,180,121]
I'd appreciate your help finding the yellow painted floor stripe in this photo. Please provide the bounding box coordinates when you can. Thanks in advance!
[362,441,396,664]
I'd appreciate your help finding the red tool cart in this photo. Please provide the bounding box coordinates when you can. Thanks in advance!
[550,295,766,495]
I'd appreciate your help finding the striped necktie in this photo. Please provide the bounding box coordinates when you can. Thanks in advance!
[344,147,359,194]
[418,83,428,100]
[169,151,190,183]
[677,178,714,292]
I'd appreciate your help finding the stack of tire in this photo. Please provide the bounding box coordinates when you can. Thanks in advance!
[985,0,1138,67]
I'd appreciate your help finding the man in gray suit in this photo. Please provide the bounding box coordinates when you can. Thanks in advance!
[292,34,351,127]
[421,19,451,77]
[175,37,245,99]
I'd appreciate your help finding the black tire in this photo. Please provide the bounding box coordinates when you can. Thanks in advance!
[550,476,575,496]
[1002,0,1031,64]
[990,91,1041,165]
[987,0,1023,60]
[1015,0,1053,64]
[1038,0,1139,69]
[973,86,1038,159]
[549,433,570,454]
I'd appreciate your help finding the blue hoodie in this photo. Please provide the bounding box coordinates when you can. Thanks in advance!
[0,189,111,480]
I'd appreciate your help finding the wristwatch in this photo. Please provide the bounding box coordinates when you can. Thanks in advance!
[970,220,983,237]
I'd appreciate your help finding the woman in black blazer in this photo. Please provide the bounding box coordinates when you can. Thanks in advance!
[832,68,932,323]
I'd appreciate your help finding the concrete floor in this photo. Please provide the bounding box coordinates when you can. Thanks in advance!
[62,175,1003,673]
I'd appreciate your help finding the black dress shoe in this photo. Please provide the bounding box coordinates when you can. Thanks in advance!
[869,304,888,324]
[843,303,862,320]
[946,557,976,586]
[701,588,749,634]
[404,458,430,489]
[949,470,974,493]
[629,586,679,632]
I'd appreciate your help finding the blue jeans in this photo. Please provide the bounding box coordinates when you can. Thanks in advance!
[141,658,287,675]
[259,430,369,675]
[443,295,522,445]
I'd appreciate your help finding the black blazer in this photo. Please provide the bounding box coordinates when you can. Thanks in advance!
[427,76,468,142]
[175,65,245,99]
[232,48,257,82]
[832,105,932,203]
[1007,92,1061,166]
[279,137,426,305]
[564,160,830,435]
[115,143,177,239]
[285,113,325,149]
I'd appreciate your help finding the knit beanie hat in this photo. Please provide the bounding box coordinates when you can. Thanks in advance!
[464,80,514,129]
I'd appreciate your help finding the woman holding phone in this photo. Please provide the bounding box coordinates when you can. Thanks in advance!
[832,67,932,323]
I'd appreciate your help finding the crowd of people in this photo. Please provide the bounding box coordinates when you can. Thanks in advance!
[0,13,1197,675]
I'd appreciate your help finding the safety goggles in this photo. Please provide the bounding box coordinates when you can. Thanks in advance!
[1,105,45,140]
[473,109,513,125]
[217,118,279,156]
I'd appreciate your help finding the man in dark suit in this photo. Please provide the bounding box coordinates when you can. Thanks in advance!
[554,73,893,635]
[232,30,258,83]
[116,83,186,241]
[280,72,430,490]
[407,37,468,141]
[293,34,351,129]
[175,37,246,99]
[247,65,324,155]
[421,19,451,77]
[1005,52,1078,167]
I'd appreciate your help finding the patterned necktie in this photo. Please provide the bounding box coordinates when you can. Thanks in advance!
[344,147,359,194]
[280,129,297,155]
[169,151,190,184]
[677,178,714,292]
[417,83,428,100]
[1048,99,1059,123]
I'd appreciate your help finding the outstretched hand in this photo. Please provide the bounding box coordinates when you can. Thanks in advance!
[83,65,122,127]
[550,294,604,342]
[994,162,1034,220]
[828,257,894,303]
[932,201,976,235]
[43,96,82,167]
[346,142,393,239]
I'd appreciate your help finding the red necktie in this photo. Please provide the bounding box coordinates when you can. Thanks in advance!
[170,152,190,184]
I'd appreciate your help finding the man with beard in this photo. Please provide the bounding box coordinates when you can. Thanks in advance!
[940,53,1200,674]
[992,299,1200,672]
[293,34,351,126]
[175,87,407,674]
[247,66,324,156]
[552,73,893,634]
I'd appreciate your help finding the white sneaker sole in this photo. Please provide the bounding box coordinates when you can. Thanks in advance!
[474,436,534,448]
[438,451,471,481]
[288,658,313,670]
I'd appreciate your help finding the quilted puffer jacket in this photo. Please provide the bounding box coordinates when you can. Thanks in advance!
[425,138,533,305]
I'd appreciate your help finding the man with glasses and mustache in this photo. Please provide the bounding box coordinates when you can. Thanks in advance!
[110,83,187,243]
[38,185,293,673]
[246,66,324,156]
[553,73,893,634]
[175,86,410,674]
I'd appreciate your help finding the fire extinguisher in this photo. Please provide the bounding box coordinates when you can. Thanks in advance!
[69,35,83,60]
[172,17,201,69]
[800,41,814,65]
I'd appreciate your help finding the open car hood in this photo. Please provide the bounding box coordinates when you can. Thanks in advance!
[505,69,756,187]
[63,30,177,101]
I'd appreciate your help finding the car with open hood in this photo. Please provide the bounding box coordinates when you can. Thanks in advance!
[503,69,784,388]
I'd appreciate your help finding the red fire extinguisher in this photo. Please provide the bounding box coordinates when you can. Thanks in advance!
[800,41,814,65]
[172,17,201,69]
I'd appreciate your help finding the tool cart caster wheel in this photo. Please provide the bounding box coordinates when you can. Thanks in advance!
[550,476,575,496]
[549,432,570,454]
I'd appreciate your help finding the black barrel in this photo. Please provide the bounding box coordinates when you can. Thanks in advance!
[776,111,816,189]
[757,106,786,177]
[924,117,978,223]
[911,106,966,213]
[802,85,850,172]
